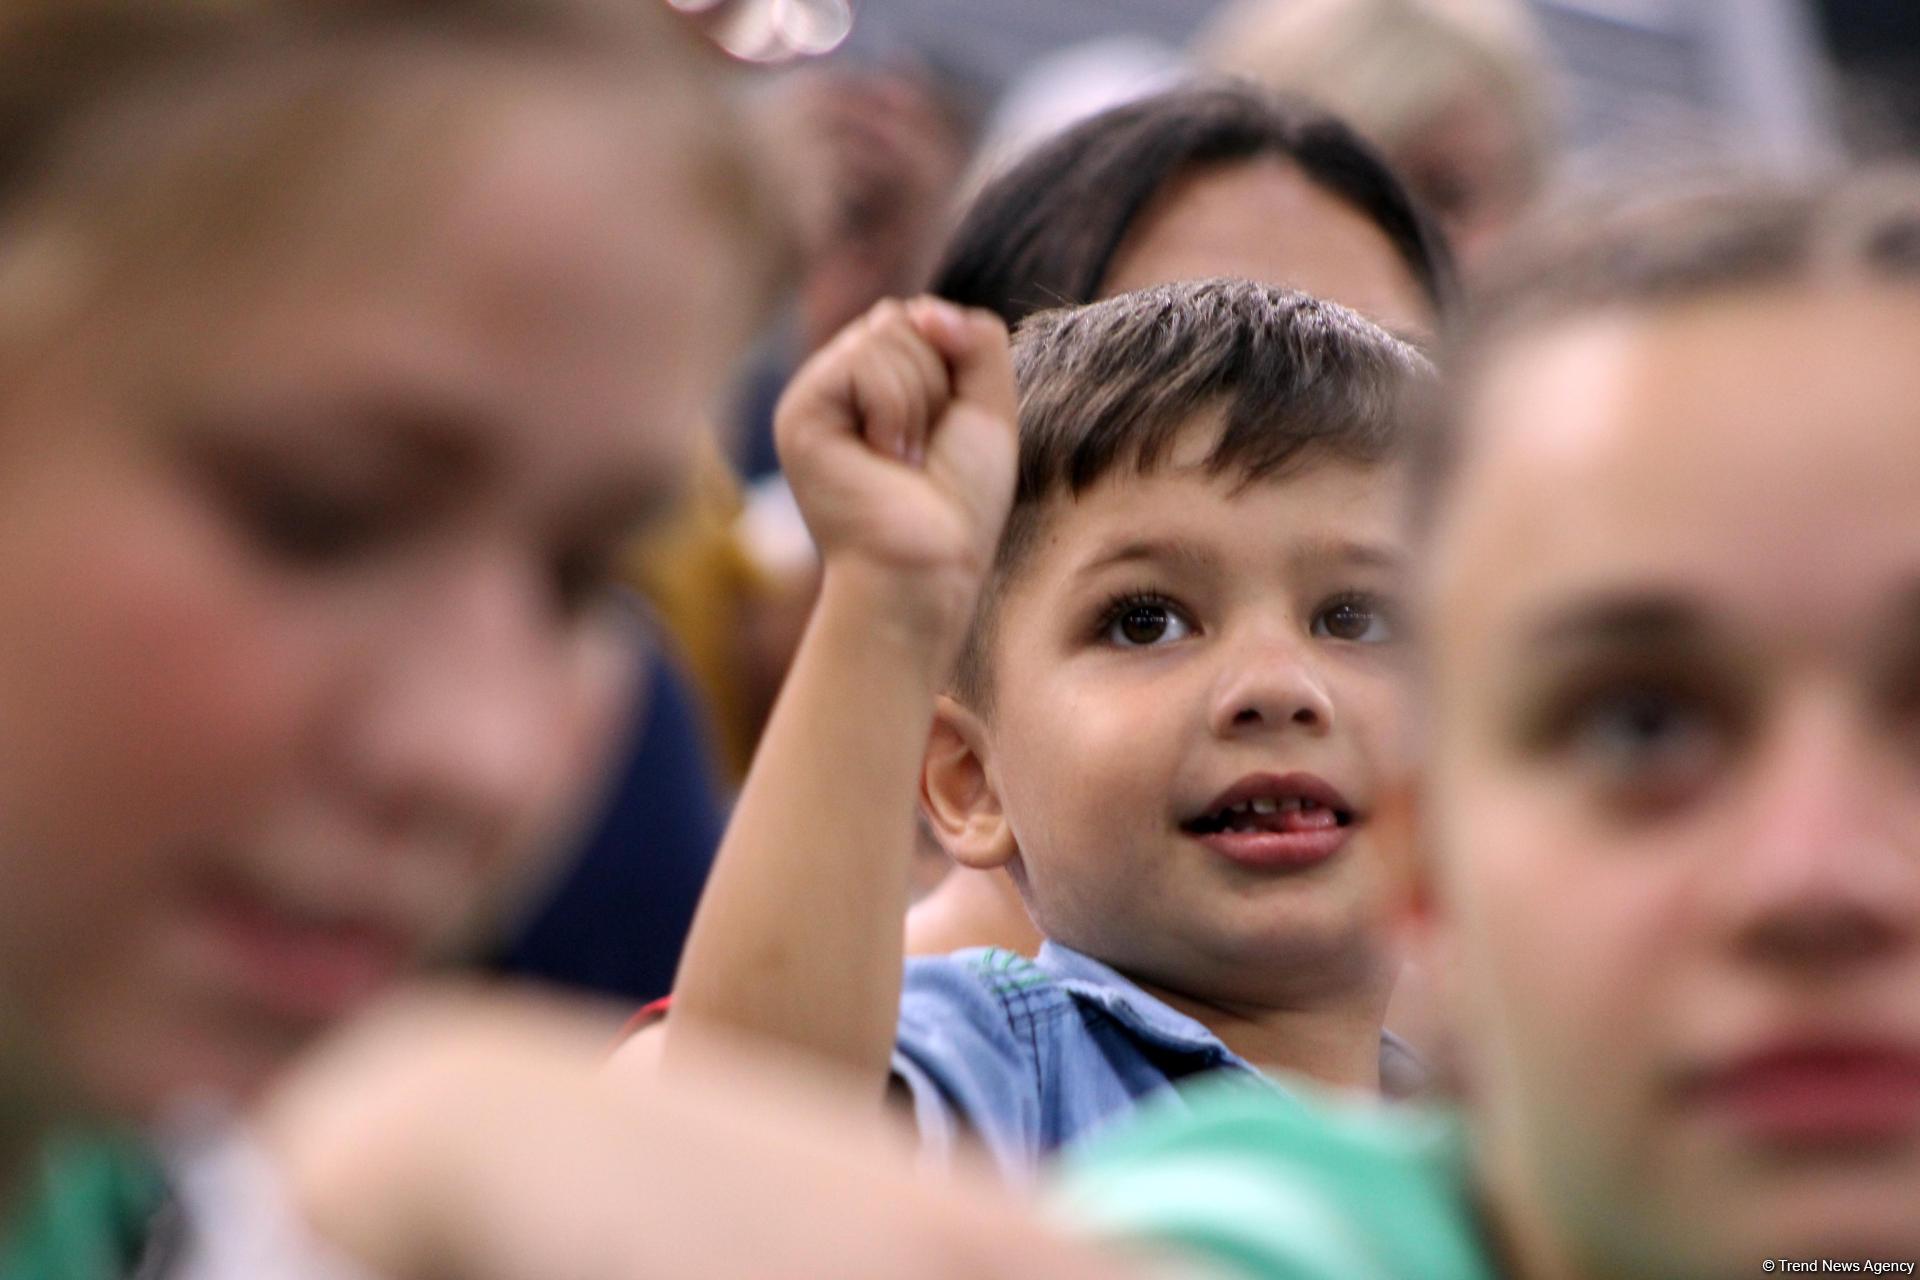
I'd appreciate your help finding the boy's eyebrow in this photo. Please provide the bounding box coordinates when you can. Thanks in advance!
[1076,537,1220,578]
[1289,536,1405,574]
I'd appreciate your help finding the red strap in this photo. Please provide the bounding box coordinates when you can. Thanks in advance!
[617,993,675,1043]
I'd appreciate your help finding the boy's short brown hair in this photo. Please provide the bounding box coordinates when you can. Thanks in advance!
[952,276,1434,710]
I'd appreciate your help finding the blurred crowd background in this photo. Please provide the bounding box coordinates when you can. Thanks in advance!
[1,2,1915,1274]
[496,0,1920,1008]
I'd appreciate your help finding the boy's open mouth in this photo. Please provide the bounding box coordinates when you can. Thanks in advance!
[1181,795,1354,837]
[1181,771,1357,837]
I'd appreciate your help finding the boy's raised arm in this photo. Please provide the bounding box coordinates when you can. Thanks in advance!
[653,297,1017,1090]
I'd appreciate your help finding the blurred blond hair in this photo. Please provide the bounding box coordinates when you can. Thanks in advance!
[0,0,785,361]
[1193,0,1556,255]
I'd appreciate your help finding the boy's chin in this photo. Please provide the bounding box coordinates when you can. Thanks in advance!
[1203,917,1397,1004]
[1090,925,1389,1009]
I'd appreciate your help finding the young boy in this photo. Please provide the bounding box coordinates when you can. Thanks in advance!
[662,277,1434,1177]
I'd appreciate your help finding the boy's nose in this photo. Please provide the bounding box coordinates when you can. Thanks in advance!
[1207,638,1335,738]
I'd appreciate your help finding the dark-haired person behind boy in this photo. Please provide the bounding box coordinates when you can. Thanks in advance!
[929,81,1454,337]
[657,278,1432,1178]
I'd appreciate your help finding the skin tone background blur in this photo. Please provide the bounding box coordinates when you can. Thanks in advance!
[0,69,754,1122]
[1420,284,1920,1276]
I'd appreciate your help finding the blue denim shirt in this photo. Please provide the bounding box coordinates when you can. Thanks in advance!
[891,943,1424,1182]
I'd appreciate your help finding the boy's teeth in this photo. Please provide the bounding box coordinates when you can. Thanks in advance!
[1213,796,1326,825]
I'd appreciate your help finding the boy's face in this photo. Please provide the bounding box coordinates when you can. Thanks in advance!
[0,80,748,1120]
[1426,285,1920,1274]
[970,425,1411,1008]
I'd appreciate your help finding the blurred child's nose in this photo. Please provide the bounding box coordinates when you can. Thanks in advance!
[331,552,620,852]
[1206,625,1335,739]
[1712,687,1918,972]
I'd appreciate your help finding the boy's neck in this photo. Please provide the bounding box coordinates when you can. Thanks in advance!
[904,868,1042,959]
[1131,970,1395,1093]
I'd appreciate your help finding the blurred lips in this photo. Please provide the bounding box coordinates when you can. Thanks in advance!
[1180,771,1358,870]
[188,867,412,1025]
[1676,1041,1920,1147]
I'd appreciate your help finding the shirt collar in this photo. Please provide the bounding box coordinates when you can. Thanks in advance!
[1035,942,1267,1078]
[1033,943,1429,1097]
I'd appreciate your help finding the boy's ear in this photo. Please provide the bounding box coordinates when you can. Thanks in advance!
[920,694,1018,871]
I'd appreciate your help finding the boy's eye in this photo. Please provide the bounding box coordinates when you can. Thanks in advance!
[1102,599,1194,648]
[1312,595,1393,643]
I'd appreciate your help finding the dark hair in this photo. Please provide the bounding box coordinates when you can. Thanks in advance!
[928,81,1458,327]
[1417,170,1920,531]
[951,276,1435,708]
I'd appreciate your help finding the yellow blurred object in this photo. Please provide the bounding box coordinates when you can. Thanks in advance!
[627,437,819,782]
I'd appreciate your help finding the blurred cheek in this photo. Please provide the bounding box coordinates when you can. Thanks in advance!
[582,626,643,761]
[473,620,645,931]
[0,454,313,854]
[1436,757,1669,1138]
[0,451,325,1043]
[545,624,643,839]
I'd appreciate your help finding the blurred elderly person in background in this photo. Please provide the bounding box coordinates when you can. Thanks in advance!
[1193,0,1558,267]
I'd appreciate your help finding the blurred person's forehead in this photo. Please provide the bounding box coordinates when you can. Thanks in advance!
[0,57,730,369]
[1427,284,1920,652]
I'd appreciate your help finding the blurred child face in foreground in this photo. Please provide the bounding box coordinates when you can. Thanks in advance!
[970,425,1411,1013]
[0,61,752,1121]
[1425,283,1920,1272]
